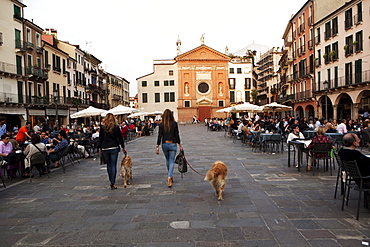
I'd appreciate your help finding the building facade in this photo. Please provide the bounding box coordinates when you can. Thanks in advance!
[315,0,370,120]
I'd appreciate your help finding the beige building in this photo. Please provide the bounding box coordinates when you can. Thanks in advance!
[137,60,178,119]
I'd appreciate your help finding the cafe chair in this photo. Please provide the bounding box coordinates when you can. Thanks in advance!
[265,133,283,153]
[6,152,23,179]
[251,132,262,153]
[361,131,370,150]
[0,157,7,188]
[333,151,345,199]
[58,145,75,173]
[341,160,370,220]
[310,142,333,176]
[29,151,50,182]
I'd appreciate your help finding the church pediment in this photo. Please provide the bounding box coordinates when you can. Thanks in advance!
[196,96,213,105]
[176,45,230,62]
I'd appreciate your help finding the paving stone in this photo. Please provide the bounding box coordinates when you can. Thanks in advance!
[0,124,369,246]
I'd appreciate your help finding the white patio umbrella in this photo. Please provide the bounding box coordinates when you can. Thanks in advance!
[149,110,163,115]
[231,102,263,113]
[216,107,233,113]
[70,106,107,119]
[101,105,138,117]
[261,102,292,116]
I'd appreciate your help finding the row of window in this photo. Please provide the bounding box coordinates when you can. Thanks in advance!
[142,92,175,103]
[184,100,225,108]
[142,80,175,87]
[229,68,243,74]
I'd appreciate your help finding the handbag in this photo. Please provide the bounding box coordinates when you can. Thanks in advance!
[175,150,187,174]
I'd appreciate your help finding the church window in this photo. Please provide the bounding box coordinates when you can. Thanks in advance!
[184,101,190,107]
[198,82,209,94]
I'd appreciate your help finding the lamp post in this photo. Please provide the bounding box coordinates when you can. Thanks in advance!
[53,89,59,129]
[323,80,329,121]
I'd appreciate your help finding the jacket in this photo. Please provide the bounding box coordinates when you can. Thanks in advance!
[98,125,125,150]
[157,121,181,145]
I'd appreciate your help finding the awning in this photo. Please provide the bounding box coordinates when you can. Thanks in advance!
[46,109,68,116]
[28,109,45,116]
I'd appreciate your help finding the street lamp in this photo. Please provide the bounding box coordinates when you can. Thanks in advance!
[53,89,59,129]
[323,80,329,121]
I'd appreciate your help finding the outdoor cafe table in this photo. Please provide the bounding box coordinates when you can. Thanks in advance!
[288,139,312,172]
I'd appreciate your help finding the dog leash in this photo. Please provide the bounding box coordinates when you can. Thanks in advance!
[182,151,205,176]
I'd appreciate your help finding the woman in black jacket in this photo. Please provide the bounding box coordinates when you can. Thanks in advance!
[99,113,126,190]
[156,109,183,188]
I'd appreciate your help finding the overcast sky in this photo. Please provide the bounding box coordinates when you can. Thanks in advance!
[24,0,307,96]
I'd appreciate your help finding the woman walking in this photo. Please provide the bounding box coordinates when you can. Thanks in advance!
[99,113,126,190]
[156,109,183,188]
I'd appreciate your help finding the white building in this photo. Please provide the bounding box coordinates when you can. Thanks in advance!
[137,59,178,119]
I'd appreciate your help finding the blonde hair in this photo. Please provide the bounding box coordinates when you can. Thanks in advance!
[162,109,175,132]
[103,113,115,133]
[316,126,326,136]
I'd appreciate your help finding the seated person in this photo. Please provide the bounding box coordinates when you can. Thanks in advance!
[92,128,100,140]
[287,124,305,142]
[0,134,13,162]
[48,130,69,168]
[40,131,52,145]
[232,120,244,138]
[8,132,19,149]
[23,134,47,177]
[339,133,370,188]
[307,127,332,171]
[69,137,89,158]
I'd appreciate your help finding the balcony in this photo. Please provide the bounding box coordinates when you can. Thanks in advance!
[26,66,48,79]
[26,95,49,105]
[313,69,370,92]
[26,42,34,50]
[15,39,27,52]
[315,36,320,45]
[308,40,314,50]
[344,45,354,57]
[295,90,313,101]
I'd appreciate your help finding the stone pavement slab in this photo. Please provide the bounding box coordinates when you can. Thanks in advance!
[0,124,369,246]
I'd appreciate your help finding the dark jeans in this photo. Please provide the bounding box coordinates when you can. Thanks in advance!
[102,148,120,184]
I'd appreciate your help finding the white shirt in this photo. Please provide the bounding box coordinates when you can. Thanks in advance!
[287,132,305,143]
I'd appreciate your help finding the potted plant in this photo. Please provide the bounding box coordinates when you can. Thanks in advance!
[329,50,336,56]
[353,41,358,45]
[33,64,40,69]
[323,54,328,59]
[344,45,349,50]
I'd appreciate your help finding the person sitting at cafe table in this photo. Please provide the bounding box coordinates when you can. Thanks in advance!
[336,119,348,134]
[23,134,47,178]
[339,133,370,188]
[40,131,52,145]
[287,124,305,143]
[0,134,13,162]
[306,126,332,171]
[8,131,19,149]
[15,121,32,145]
[48,130,69,168]
[325,122,337,133]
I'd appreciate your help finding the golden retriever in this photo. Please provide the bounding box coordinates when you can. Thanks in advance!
[204,161,228,201]
[120,155,132,188]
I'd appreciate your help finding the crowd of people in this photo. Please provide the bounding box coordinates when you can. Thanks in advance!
[0,115,159,180]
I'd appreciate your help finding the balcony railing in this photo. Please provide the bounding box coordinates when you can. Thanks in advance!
[0,61,24,76]
[26,66,48,78]
[295,90,313,100]
[308,40,314,50]
[314,70,370,92]
[15,39,27,50]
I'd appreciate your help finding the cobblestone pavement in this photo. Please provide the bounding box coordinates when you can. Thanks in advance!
[0,124,370,246]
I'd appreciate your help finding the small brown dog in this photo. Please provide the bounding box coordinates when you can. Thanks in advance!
[120,155,132,188]
[204,161,228,201]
